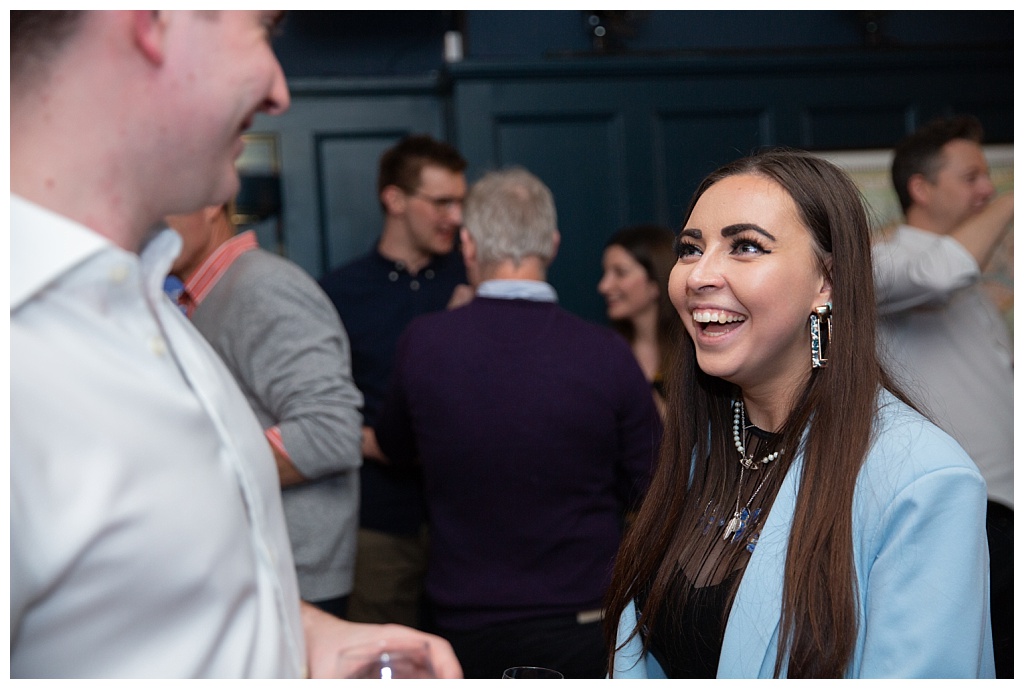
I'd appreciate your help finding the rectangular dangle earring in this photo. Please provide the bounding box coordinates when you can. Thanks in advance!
[810,302,832,369]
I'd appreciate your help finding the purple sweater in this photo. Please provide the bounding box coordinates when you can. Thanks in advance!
[375,296,662,630]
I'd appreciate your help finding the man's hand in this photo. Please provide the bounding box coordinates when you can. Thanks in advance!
[447,283,475,309]
[300,602,462,678]
[361,426,389,465]
[268,435,307,486]
[950,192,1014,269]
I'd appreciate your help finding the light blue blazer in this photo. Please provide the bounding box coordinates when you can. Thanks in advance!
[612,392,995,678]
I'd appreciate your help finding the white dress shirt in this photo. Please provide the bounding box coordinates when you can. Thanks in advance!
[10,195,306,678]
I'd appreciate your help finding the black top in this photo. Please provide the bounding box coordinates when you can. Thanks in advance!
[636,420,784,678]
[638,571,737,678]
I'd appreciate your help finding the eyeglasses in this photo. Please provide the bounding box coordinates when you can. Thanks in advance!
[409,191,464,212]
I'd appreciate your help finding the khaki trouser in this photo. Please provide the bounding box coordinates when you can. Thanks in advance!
[345,526,430,628]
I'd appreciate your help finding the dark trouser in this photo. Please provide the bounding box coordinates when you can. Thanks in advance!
[312,594,350,620]
[988,500,1013,678]
[436,612,607,679]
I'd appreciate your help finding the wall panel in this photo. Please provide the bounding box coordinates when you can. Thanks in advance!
[653,108,771,227]
[800,105,911,151]
[489,113,626,321]
[316,132,411,273]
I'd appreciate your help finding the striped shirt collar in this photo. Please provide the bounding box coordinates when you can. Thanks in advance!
[181,230,258,314]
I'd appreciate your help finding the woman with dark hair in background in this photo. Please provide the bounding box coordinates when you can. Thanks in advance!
[599,225,681,416]
[605,150,993,678]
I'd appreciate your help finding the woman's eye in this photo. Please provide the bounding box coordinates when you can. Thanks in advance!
[674,237,701,259]
[732,239,768,255]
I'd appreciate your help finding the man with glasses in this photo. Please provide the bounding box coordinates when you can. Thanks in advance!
[320,134,470,630]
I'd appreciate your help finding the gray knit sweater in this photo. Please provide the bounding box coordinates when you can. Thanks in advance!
[192,247,363,602]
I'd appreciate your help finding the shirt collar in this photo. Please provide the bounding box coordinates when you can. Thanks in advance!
[10,194,113,311]
[141,228,186,299]
[182,230,258,309]
[476,279,558,303]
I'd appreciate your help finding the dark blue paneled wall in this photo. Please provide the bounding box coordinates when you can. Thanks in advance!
[254,11,1012,324]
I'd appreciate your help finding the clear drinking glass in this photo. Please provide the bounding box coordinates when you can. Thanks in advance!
[335,641,436,679]
[502,666,564,679]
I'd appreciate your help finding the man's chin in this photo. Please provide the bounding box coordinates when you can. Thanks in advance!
[433,238,457,256]
[209,174,241,210]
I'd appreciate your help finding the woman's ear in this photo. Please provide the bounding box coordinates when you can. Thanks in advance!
[818,256,833,305]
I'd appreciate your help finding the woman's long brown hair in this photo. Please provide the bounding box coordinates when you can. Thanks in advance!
[603,149,915,678]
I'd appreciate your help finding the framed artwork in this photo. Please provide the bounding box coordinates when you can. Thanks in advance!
[817,145,1013,339]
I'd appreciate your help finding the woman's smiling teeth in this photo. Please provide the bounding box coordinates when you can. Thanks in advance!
[692,309,746,325]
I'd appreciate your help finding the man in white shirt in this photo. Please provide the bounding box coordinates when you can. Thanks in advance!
[10,10,460,678]
[872,115,1013,679]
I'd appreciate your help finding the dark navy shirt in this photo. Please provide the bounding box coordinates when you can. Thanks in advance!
[319,246,467,535]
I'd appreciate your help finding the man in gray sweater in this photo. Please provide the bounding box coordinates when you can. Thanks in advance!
[168,204,364,617]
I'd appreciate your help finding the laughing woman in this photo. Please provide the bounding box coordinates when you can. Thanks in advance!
[605,150,994,678]
[598,225,681,416]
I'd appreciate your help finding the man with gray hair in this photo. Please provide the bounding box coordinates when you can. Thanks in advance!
[374,167,662,678]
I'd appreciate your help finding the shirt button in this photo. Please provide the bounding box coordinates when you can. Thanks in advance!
[109,264,130,283]
[388,271,399,282]
[149,336,167,357]
[424,269,435,279]
[410,280,420,291]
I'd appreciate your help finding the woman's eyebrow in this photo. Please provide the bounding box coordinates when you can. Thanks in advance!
[721,223,777,241]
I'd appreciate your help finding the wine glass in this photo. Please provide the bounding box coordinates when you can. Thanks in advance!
[335,641,436,679]
[502,666,564,679]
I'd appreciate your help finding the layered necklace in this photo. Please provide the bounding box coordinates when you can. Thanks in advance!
[722,399,784,541]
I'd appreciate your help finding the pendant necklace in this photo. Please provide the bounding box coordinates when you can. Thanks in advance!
[723,399,784,542]
[722,465,774,541]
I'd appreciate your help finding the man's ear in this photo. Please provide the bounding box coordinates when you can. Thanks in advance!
[907,173,932,208]
[549,230,561,264]
[132,10,168,66]
[204,204,226,225]
[459,227,476,263]
[380,185,406,216]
